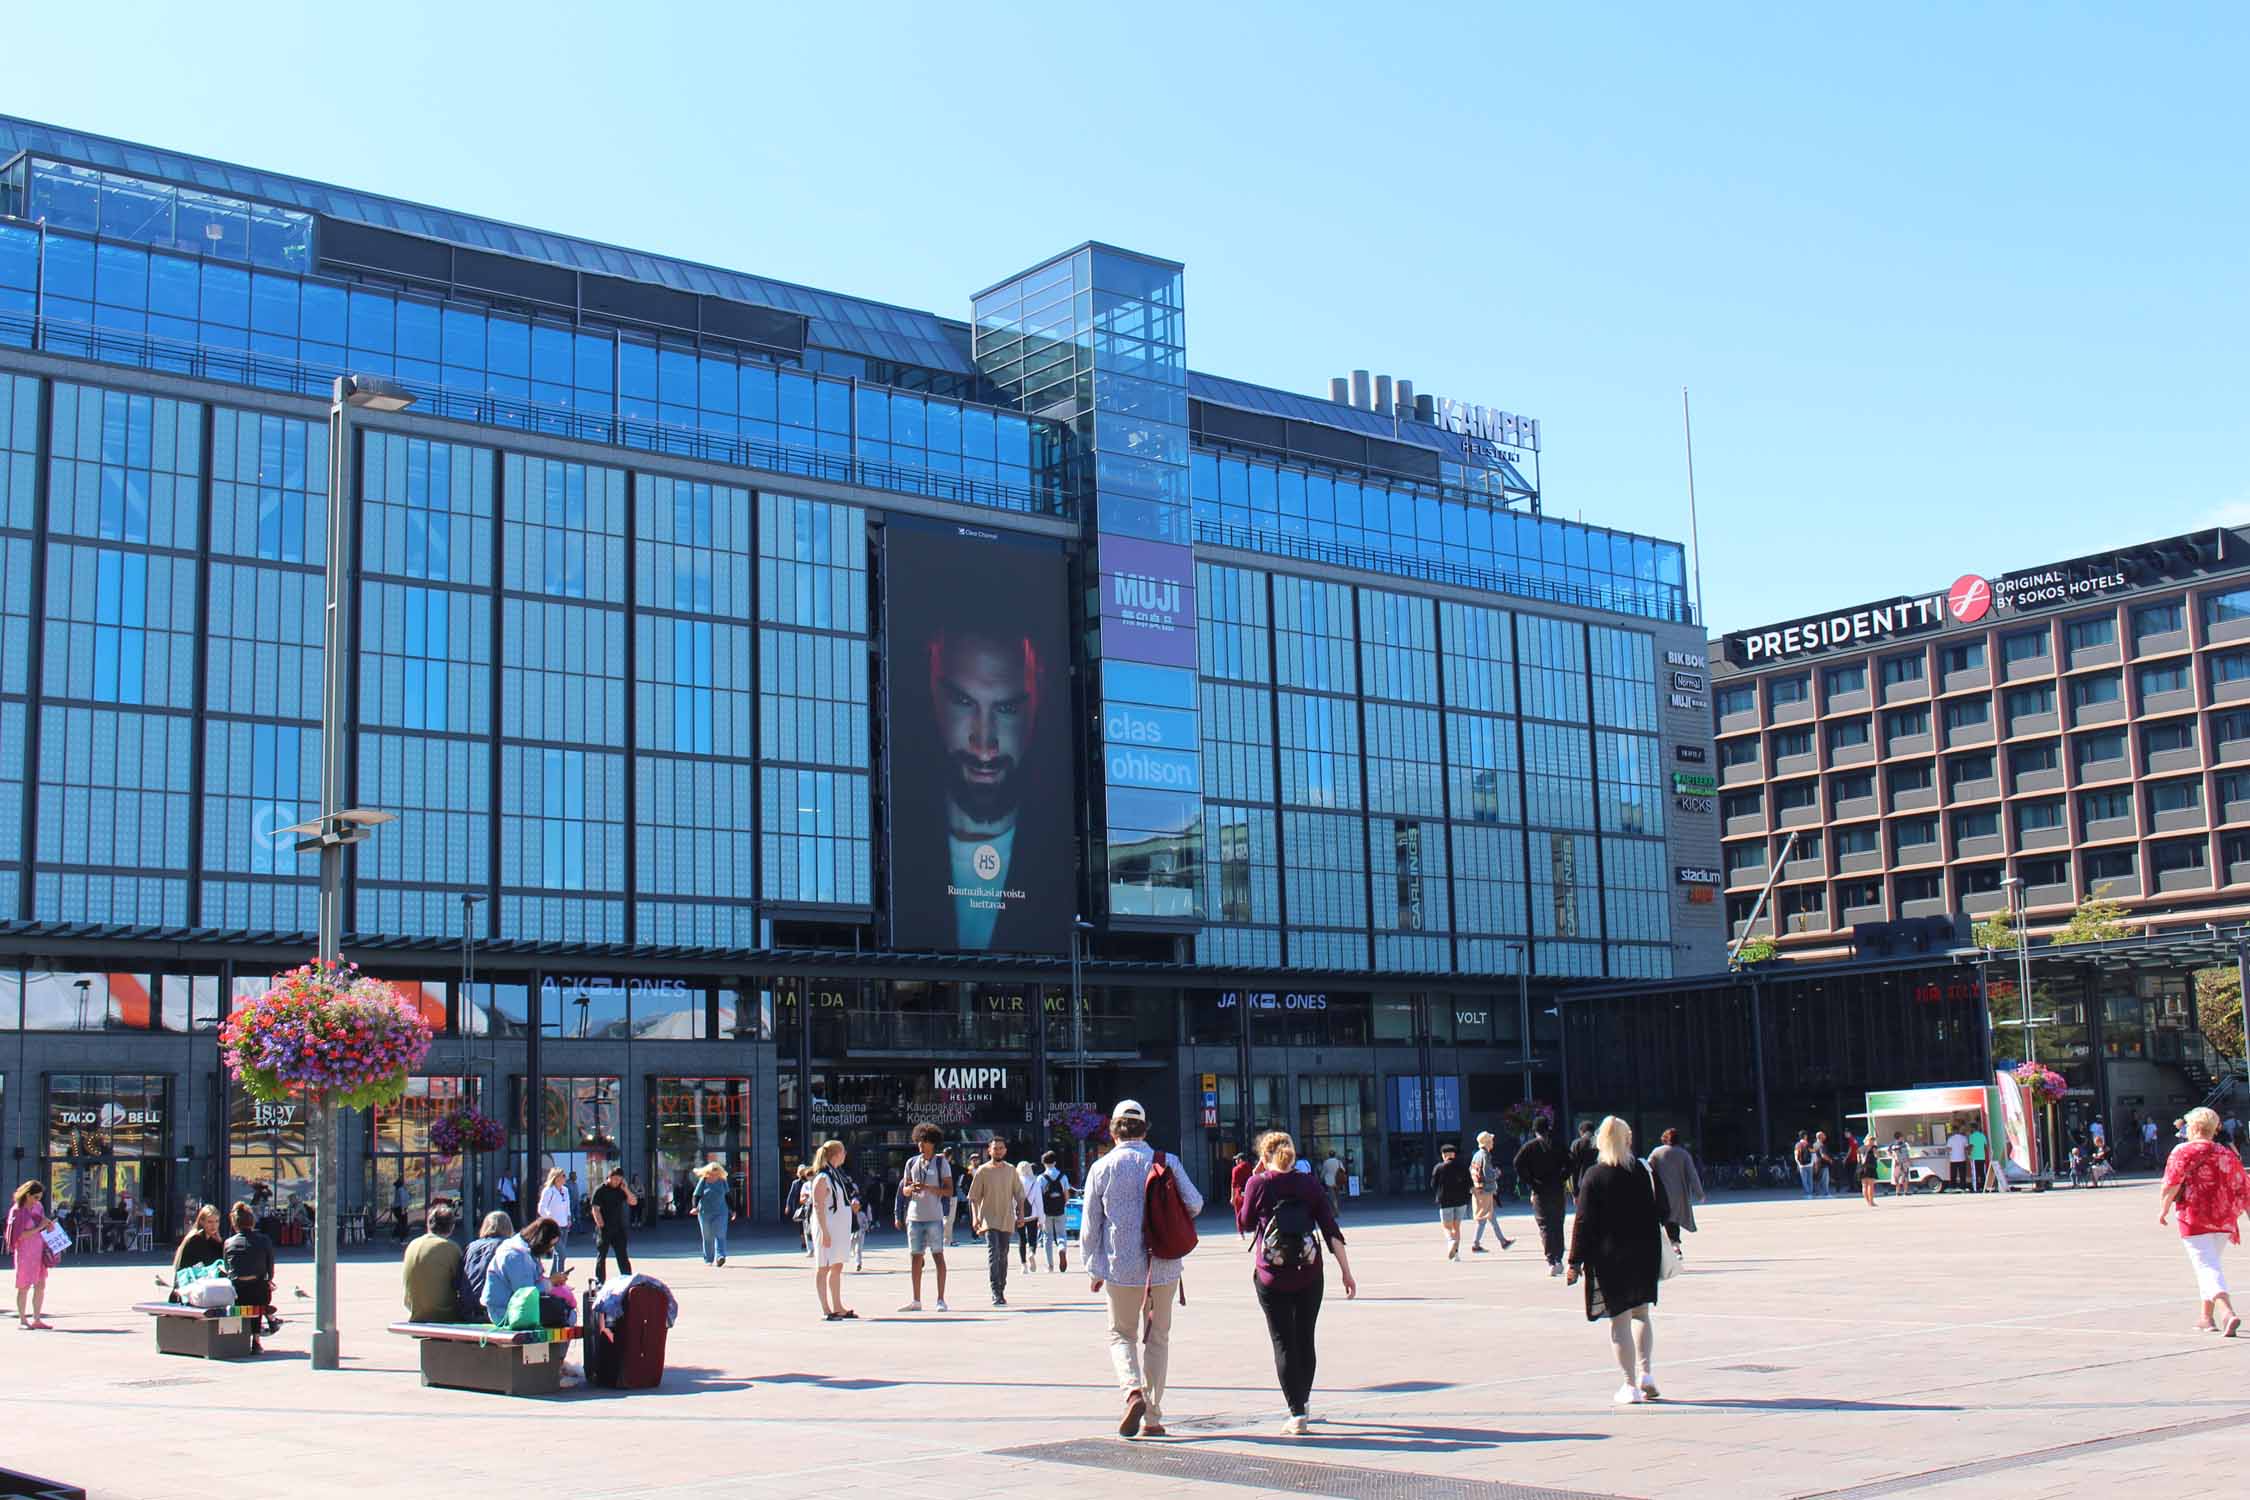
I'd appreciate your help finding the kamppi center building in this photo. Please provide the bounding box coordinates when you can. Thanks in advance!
[0,116,1720,1230]
[1713,528,2250,952]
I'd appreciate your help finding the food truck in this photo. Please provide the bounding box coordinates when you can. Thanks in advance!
[1855,1079,2033,1189]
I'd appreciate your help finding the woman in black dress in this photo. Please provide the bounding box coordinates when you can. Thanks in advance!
[1566,1115,1669,1405]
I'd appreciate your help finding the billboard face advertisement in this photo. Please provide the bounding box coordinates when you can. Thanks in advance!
[886,522,1072,955]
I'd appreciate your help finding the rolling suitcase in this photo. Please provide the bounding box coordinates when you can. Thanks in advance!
[584,1279,669,1389]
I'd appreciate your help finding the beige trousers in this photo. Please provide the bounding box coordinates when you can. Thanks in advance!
[1105,1281,1179,1420]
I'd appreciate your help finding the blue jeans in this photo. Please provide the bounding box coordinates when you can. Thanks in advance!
[1798,1165,1816,1198]
[698,1213,727,1263]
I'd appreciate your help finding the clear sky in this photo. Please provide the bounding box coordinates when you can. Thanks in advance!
[10,2,2245,634]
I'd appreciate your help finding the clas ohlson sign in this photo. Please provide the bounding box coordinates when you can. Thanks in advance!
[1723,530,2234,667]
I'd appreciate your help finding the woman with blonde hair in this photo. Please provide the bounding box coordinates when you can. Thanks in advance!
[1566,1116,1669,1404]
[1235,1130,1357,1434]
[171,1202,225,1285]
[691,1161,735,1267]
[6,1182,55,1329]
[536,1168,572,1274]
[808,1141,858,1320]
[2159,1106,2250,1334]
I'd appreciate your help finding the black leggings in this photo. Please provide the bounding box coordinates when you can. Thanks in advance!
[1254,1276,1325,1416]
[1532,1190,1566,1265]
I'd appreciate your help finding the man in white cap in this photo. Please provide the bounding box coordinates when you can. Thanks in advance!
[1080,1098,1204,1438]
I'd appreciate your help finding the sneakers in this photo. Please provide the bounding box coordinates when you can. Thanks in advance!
[897,1300,922,1312]
[1614,1382,1646,1405]
[1446,1243,1459,1261]
[1549,1261,1564,1277]
[1281,1413,1309,1436]
[1471,1244,1490,1254]
[1140,1423,1168,1437]
[994,1295,1008,1307]
[1499,1235,1515,1249]
[934,1298,949,1312]
[1120,1387,1148,1437]
[1639,1376,1661,1400]
[715,1255,726,1268]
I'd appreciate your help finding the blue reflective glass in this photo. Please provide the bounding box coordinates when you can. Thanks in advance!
[1105,660,1197,709]
[44,236,94,300]
[487,316,528,377]
[301,281,346,343]
[396,298,440,361]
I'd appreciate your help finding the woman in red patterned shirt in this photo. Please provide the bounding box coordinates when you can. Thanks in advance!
[2159,1106,2250,1335]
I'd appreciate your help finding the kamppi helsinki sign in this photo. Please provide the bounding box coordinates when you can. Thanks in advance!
[1724,532,2231,666]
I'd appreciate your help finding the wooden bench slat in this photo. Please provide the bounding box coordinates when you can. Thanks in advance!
[387,1321,579,1346]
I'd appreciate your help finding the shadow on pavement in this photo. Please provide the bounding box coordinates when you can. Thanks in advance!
[1216,1419,1611,1453]
[1662,1397,1962,1412]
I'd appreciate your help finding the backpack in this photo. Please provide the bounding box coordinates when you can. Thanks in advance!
[1039,1170,1068,1218]
[1142,1147,1199,1262]
[1257,1192,1319,1273]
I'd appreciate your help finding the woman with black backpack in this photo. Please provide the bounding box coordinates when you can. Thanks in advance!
[1235,1130,1357,1436]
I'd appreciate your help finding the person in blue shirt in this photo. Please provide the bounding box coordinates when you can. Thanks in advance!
[482,1216,564,1324]
[691,1162,734,1267]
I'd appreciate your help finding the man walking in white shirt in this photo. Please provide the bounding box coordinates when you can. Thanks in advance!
[1081,1099,1204,1439]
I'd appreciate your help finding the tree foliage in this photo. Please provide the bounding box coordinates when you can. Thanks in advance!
[2196,966,2245,1061]
[2049,887,2136,946]
[1733,936,1778,968]
[1973,909,2021,951]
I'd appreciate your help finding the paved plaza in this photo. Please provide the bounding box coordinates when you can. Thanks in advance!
[4,1179,2246,1499]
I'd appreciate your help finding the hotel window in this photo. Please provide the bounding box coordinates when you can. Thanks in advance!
[2020,856,2068,889]
[2148,779,2202,815]
[2069,672,2122,708]
[1959,864,2004,895]
[2001,629,2048,665]
[1771,728,1812,760]
[1894,816,1938,851]
[2152,838,2208,875]
[2217,710,2250,745]
[2212,650,2250,685]
[2079,788,2132,823]
[1720,789,1762,821]
[1887,761,1933,796]
[1951,809,1999,842]
[1785,831,1822,863]
[1768,673,1809,706]
[2009,740,2059,779]
[1838,878,1883,910]
[1830,770,1873,805]
[1943,698,1989,731]
[2201,587,2250,628]
[1897,872,1942,903]
[2143,721,2196,757]
[2064,616,2115,652]
[1878,653,1925,688]
[1715,683,1755,717]
[1946,751,1993,790]
[1941,640,1986,674]
[2016,798,2065,834]
[1775,780,1819,814]
[2083,848,2135,884]
[2004,684,2054,721]
[1822,662,1866,699]
[2074,729,2126,768]
[1723,842,1764,877]
[2220,770,2250,810]
[1825,719,1870,753]
[1719,737,1759,771]
[1885,706,1929,740]
[2136,662,2189,696]
[1835,824,1878,856]
[2132,599,2184,643]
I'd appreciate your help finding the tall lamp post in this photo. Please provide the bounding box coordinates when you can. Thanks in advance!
[1506,941,1532,1103]
[283,373,414,1372]
[1068,916,1094,1115]
[460,891,486,1219]
[2000,872,2040,1177]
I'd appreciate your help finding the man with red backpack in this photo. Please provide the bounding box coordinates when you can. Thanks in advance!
[1080,1098,1205,1439]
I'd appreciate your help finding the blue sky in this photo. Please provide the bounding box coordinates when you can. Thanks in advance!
[11,2,2244,633]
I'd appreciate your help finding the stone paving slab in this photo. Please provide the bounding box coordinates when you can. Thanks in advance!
[0,1183,2240,1499]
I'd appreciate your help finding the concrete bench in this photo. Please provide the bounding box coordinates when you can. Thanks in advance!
[132,1301,267,1360]
[389,1322,581,1396]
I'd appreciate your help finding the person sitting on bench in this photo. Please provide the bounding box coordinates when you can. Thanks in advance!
[221,1201,277,1354]
[481,1216,568,1325]
[402,1202,466,1323]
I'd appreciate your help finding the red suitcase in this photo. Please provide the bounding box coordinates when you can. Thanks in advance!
[585,1281,669,1389]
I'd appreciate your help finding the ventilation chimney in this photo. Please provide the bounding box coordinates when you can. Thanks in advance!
[1329,376,1350,405]
[1395,378,1415,418]
[1350,370,1371,410]
[1374,375,1393,415]
[1414,393,1435,423]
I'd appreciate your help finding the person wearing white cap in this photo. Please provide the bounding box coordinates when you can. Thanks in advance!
[1080,1098,1205,1438]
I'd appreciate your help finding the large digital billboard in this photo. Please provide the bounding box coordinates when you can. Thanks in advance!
[885,521,1073,954]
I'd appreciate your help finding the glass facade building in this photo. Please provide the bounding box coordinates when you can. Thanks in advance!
[0,117,1717,1228]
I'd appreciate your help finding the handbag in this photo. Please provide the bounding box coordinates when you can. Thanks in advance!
[180,1278,236,1309]
[39,1223,70,1257]
[1657,1232,1682,1281]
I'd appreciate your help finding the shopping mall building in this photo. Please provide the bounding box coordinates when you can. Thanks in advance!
[0,117,1723,1230]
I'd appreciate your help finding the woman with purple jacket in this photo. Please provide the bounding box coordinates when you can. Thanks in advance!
[1236,1131,1357,1436]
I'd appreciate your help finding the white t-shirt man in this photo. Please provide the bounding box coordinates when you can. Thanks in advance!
[1946,1131,1969,1163]
[1323,1155,1345,1196]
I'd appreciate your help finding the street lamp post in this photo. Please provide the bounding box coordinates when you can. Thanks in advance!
[1506,941,1532,1103]
[293,373,413,1371]
[2001,872,2040,1177]
[1068,917,1094,1114]
[460,892,486,1220]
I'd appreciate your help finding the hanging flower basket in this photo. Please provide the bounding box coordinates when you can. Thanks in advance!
[1062,1105,1110,1145]
[219,959,434,1110]
[1501,1098,1556,1137]
[2012,1061,2069,1102]
[430,1108,505,1160]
